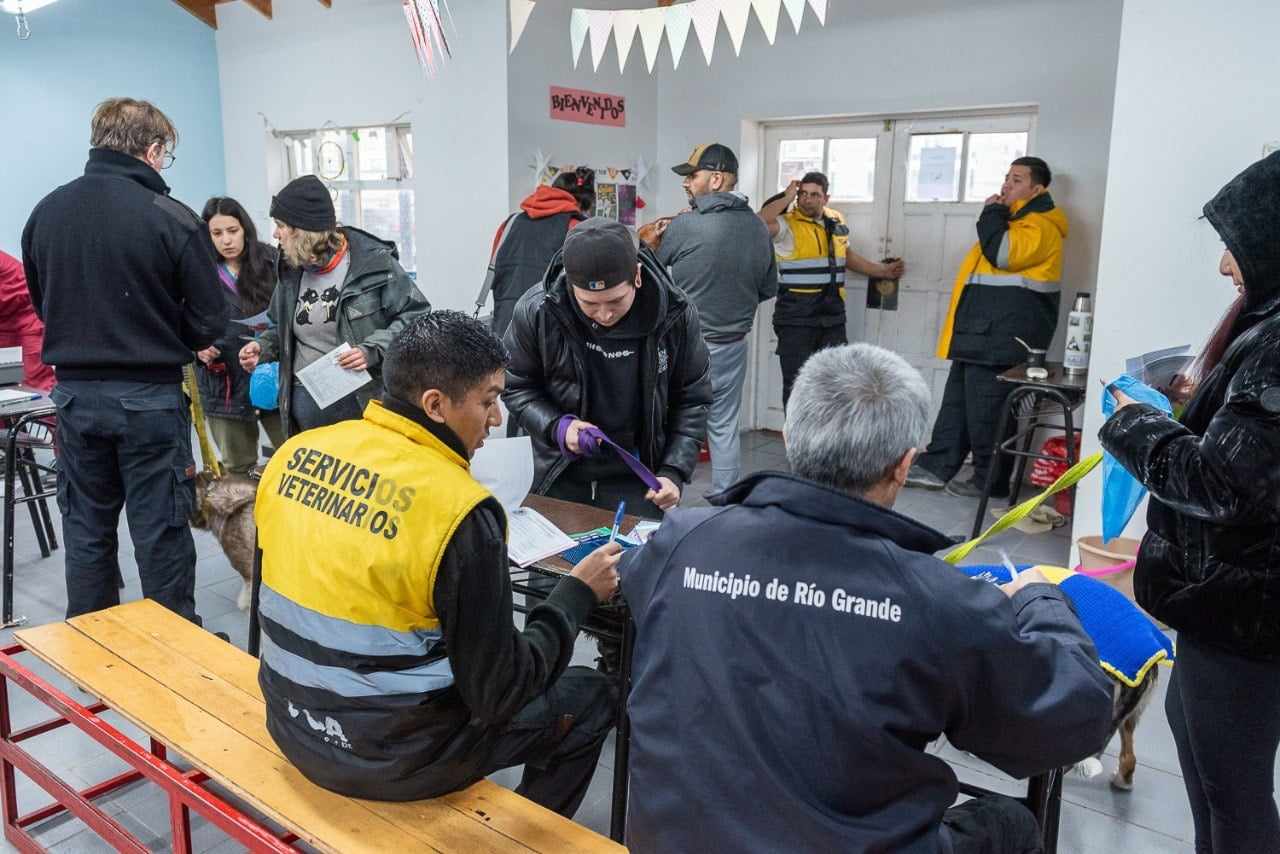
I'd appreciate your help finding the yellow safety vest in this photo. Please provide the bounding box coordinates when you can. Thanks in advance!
[774,207,849,326]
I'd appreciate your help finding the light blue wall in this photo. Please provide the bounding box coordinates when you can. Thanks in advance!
[0,0,224,255]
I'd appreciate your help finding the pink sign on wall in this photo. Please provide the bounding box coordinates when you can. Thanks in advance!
[549,86,626,127]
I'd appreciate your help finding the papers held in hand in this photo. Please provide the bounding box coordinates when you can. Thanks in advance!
[470,436,576,567]
[296,343,372,410]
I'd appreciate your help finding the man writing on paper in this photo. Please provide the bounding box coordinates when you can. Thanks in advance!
[255,311,620,816]
[503,218,712,519]
[620,344,1112,853]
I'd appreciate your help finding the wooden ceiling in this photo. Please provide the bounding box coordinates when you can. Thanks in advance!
[172,0,331,29]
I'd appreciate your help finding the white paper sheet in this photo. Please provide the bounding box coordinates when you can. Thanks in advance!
[233,308,273,332]
[506,506,578,568]
[295,343,372,410]
[470,436,534,510]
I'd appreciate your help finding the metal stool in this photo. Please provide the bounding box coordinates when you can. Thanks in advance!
[3,407,59,627]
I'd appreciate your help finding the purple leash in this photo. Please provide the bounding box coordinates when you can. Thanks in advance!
[554,415,663,491]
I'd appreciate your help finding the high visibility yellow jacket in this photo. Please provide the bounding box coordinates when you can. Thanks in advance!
[936,192,1069,364]
[772,207,849,328]
[255,398,493,795]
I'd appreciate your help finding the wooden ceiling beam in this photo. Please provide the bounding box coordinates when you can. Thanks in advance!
[172,0,217,28]
[240,0,272,19]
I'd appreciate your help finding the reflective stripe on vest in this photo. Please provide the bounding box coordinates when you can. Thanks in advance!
[260,633,454,698]
[779,257,846,291]
[969,272,1061,295]
[260,583,440,659]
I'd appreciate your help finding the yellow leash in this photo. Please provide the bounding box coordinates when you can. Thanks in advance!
[943,452,1103,564]
[183,363,224,479]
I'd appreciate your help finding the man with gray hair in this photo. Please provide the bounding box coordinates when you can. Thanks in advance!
[620,343,1112,853]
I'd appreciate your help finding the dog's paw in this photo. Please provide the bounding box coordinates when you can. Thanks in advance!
[1073,757,1104,780]
[237,580,252,611]
[1110,771,1134,791]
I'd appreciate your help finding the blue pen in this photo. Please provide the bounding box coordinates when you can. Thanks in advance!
[608,500,626,544]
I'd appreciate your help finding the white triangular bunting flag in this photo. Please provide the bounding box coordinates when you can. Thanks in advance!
[781,0,805,32]
[637,7,666,74]
[612,9,641,73]
[586,9,614,72]
[805,0,827,26]
[751,0,782,44]
[509,0,535,54]
[721,0,751,55]
[664,3,694,70]
[570,8,589,67]
[690,0,721,66]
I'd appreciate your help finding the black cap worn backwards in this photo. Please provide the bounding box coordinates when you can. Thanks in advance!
[562,217,638,291]
[269,175,337,232]
[671,142,738,177]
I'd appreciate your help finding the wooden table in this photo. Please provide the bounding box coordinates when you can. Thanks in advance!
[513,495,640,844]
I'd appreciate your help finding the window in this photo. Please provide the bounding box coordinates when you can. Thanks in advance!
[905,130,1028,203]
[280,125,416,272]
[777,136,878,202]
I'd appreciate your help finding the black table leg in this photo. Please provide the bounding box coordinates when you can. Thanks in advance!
[248,545,263,657]
[3,427,17,627]
[608,616,634,843]
[15,451,49,559]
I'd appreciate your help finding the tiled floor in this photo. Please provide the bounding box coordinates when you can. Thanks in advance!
[0,431,1219,851]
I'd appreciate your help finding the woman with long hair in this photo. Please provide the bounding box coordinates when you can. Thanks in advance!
[198,196,285,473]
[1100,152,1280,853]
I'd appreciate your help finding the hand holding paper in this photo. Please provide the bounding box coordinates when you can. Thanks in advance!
[296,343,372,410]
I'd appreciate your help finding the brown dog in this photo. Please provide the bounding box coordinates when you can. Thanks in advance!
[191,472,258,610]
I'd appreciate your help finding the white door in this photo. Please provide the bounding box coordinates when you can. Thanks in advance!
[754,121,894,431]
[885,114,1035,417]
[752,111,1035,429]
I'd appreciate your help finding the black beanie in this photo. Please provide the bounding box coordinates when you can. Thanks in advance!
[269,175,336,232]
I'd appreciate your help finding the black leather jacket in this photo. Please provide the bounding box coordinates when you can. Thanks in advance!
[1100,152,1280,659]
[502,247,712,493]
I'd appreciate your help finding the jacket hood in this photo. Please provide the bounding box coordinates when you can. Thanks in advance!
[521,186,583,220]
[1203,151,1280,310]
[710,472,953,556]
[540,245,685,337]
[691,191,751,214]
[1011,192,1069,239]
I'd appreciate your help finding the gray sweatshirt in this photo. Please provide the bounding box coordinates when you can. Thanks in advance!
[657,191,778,342]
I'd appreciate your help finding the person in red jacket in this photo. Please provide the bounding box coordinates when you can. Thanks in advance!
[483,169,595,338]
[0,250,54,392]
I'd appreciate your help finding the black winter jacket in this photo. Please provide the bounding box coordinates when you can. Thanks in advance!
[196,245,277,421]
[502,247,712,493]
[21,148,227,383]
[1100,151,1280,660]
[257,227,430,435]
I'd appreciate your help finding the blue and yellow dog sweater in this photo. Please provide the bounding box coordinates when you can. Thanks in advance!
[959,564,1174,687]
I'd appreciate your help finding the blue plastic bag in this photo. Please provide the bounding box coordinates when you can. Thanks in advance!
[249,362,279,411]
[1101,374,1172,542]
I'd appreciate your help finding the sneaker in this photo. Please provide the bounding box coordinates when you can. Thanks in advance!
[904,465,946,490]
[213,631,231,644]
[945,477,1009,500]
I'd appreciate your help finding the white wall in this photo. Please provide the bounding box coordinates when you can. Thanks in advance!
[1070,0,1280,552]
[506,0,659,213]
[654,0,1123,354]
[216,0,508,312]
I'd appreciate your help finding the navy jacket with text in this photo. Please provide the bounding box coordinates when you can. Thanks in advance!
[620,472,1113,853]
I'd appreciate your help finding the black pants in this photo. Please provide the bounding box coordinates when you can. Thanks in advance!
[483,666,616,817]
[916,360,1015,495]
[290,380,364,434]
[51,380,199,622]
[776,324,847,409]
[942,794,1043,854]
[546,466,665,521]
[1166,634,1280,854]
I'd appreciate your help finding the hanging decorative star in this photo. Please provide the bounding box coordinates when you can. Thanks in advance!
[530,149,554,189]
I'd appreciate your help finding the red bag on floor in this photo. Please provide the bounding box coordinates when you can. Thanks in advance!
[1030,435,1080,515]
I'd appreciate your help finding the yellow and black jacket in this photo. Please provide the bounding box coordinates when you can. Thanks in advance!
[936,192,1068,365]
[772,207,849,328]
[255,397,597,800]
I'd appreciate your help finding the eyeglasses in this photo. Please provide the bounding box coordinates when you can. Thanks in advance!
[152,140,176,170]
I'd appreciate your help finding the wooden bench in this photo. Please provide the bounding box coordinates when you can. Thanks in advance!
[0,599,624,853]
